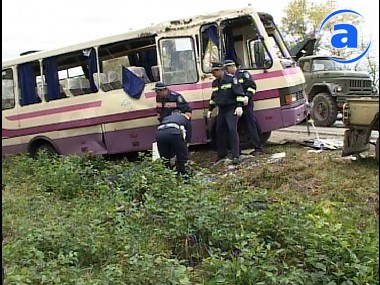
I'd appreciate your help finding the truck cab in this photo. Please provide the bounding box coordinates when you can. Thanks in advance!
[298,55,378,127]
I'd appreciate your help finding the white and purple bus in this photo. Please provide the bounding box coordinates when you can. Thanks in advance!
[2,6,309,157]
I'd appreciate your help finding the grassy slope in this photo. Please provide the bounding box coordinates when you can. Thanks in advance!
[2,144,379,284]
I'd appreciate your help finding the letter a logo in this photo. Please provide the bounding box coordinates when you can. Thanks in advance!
[331,24,358,48]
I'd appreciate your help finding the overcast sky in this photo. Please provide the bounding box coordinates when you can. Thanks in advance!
[2,0,379,62]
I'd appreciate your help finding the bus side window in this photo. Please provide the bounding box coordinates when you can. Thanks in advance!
[159,37,197,85]
[2,69,15,110]
[200,24,220,73]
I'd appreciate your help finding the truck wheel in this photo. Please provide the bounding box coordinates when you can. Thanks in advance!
[311,93,338,127]
[376,138,379,163]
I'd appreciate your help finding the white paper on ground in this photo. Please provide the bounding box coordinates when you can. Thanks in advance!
[152,142,160,161]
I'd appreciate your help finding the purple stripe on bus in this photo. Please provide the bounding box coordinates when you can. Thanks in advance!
[4,88,278,126]
[2,105,307,156]
[1,94,279,138]
[144,67,300,98]
[6,101,102,121]
[2,108,154,138]
[2,118,209,156]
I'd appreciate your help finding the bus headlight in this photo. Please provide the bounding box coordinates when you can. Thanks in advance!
[284,93,298,104]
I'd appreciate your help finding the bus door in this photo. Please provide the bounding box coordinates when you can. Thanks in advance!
[198,23,221,141]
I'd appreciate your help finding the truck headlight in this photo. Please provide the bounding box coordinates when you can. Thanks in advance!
[334,85,342,92]
[372,86,378,94]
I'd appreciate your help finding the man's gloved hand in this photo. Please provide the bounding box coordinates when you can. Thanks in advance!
[243,96,249,106]
[234,107,243,117]
[206,111,212,119]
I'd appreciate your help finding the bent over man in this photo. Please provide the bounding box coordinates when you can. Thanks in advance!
[154,82,192,122]
[224,60,263,155]
[155,111,192,177]
[207,62,245,164]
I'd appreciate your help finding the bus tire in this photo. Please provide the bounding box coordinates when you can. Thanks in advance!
[238,119,253,150]
[311,93,338,127]
[260,131,271,145]
[30,142,58,158]
[376,137,379,163]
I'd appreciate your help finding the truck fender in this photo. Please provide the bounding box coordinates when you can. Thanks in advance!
[309,83,335,100]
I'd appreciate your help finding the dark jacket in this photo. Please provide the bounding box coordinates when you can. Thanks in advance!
[156,90,192,122]
[158,113,192,143]
[208,73,245,111]
[235,69,257,97]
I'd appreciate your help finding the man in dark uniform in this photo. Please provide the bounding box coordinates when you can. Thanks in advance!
[206,62,245,164]
[155,110,192,177]
[154,82,192,122]
[224,60,263,155]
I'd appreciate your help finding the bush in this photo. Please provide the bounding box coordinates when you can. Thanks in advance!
[2,148,378,284]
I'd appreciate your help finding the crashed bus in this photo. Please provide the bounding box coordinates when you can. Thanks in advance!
[2,6,309,157]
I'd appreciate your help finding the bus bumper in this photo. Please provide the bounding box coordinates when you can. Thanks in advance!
[281,101,309,127]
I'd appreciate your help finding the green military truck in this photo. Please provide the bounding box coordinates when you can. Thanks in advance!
[341,97,379,162]
[290,38,378,127]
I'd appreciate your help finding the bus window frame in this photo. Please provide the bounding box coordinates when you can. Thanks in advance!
[158,36,199,86]
[2,68,16,110]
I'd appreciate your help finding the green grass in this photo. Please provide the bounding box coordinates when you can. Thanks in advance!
[2,145,379,285]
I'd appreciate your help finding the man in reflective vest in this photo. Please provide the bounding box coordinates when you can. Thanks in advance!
[224,60,263,155]
[156,110,192,178]
[154,82,192,122]
[207,62,245,164]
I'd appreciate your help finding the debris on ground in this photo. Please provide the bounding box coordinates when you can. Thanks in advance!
[267,152,286,163]
[301,138,343,150]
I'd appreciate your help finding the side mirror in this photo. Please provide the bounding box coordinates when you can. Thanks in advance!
[253,40,265,68]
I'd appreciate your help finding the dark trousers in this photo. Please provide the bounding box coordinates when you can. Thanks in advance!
[216,106,240,159]
[156,130,188,175]
[243,98,262,150]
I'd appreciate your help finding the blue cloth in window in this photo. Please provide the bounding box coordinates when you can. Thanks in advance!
[122,66,145,99]
[44,57,61,101]
[18,63,38,106]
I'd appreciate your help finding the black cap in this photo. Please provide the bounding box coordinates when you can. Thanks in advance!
[223,59,236,67]
[152,82,167,90]
[211,62,224,71]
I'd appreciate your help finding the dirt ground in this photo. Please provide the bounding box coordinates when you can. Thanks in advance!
[189,129,377,169]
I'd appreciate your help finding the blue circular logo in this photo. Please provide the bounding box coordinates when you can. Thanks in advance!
[319,9,371,64]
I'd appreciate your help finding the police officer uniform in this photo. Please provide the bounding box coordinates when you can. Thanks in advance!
[155,112,192,176]
[208,62,245,163]
[154,82,192,122]
[224,60,263,153]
